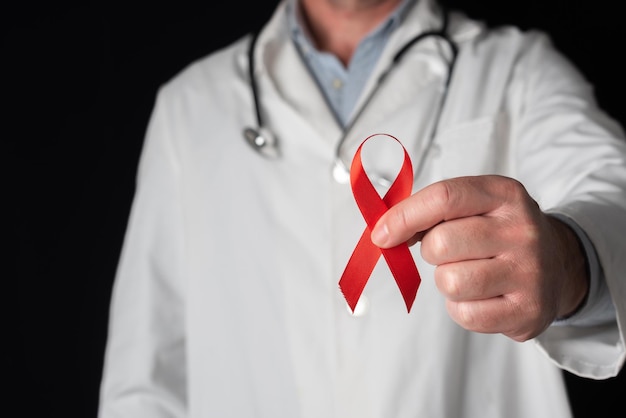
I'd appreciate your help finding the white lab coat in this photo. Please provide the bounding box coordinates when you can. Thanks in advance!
[98,1,626,417]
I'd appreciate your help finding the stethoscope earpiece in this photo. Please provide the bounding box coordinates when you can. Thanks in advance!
[243,126,279,158]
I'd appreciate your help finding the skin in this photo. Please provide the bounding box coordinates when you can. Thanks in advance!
[300,0,404,65]
[370,176,588,342]
[300,0,590,341]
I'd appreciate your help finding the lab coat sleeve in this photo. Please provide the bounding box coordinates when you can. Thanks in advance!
[98,86,187,417]
[509,31,626,379]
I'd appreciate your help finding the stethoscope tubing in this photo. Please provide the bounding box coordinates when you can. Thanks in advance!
[244,6,458,184]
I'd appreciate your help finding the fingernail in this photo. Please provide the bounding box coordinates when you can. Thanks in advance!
[370,223,389,247]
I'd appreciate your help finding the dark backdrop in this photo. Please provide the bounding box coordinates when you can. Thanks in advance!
[6,1,624,417]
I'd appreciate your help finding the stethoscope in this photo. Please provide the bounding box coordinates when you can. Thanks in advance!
[243,7,458,185]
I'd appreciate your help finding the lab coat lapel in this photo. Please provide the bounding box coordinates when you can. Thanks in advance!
[251,2,342,154]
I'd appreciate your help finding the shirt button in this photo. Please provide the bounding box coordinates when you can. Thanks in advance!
[346,295,370,317]
[332,78,343,90]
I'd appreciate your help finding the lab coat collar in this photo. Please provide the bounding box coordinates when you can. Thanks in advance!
[249,0,345,147]
[238,0,485,153]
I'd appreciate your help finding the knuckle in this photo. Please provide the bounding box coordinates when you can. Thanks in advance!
[394,205,412,230]
[436,265,462,299]
[386,205,411,237]
[432,181,453,213]
[521,222,541,247]
[503,295,547,341]
[421,227,449,263]
[454,302,477,328]
[504,177,526,199]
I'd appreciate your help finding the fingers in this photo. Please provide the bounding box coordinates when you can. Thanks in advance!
[419,215,513,265]
[436,258,548,341]
[371,175,526,248]
[434,258,514,302]
[445,296,546,342]
[366,175,558,341]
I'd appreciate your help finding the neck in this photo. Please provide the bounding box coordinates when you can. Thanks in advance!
[299,0,403,66]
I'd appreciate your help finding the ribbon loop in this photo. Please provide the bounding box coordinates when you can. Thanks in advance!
[339,134,422,313]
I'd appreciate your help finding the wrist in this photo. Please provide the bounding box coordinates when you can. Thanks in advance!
[547,215,590,320]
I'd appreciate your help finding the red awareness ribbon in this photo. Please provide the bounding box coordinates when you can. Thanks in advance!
[339,134,421,313]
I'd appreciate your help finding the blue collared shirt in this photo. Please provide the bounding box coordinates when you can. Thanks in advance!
[287,0,416,127]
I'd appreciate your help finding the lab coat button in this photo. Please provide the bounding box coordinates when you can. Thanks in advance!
[332,160,350,184]
[346,295,370,317]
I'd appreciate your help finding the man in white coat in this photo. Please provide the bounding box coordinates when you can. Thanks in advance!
[98,0,626,416]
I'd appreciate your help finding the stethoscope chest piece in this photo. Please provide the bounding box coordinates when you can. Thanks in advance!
[243,126,280,158]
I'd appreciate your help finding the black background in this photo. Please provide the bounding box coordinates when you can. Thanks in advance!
[7,1,625,417]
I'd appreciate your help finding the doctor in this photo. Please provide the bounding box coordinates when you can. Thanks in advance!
[98,0,626,417]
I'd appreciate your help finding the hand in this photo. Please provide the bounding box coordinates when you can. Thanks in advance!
[370,175,589,341]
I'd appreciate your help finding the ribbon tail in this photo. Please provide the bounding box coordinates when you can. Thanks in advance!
[339,228,382,312]
[381,245,421,312]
